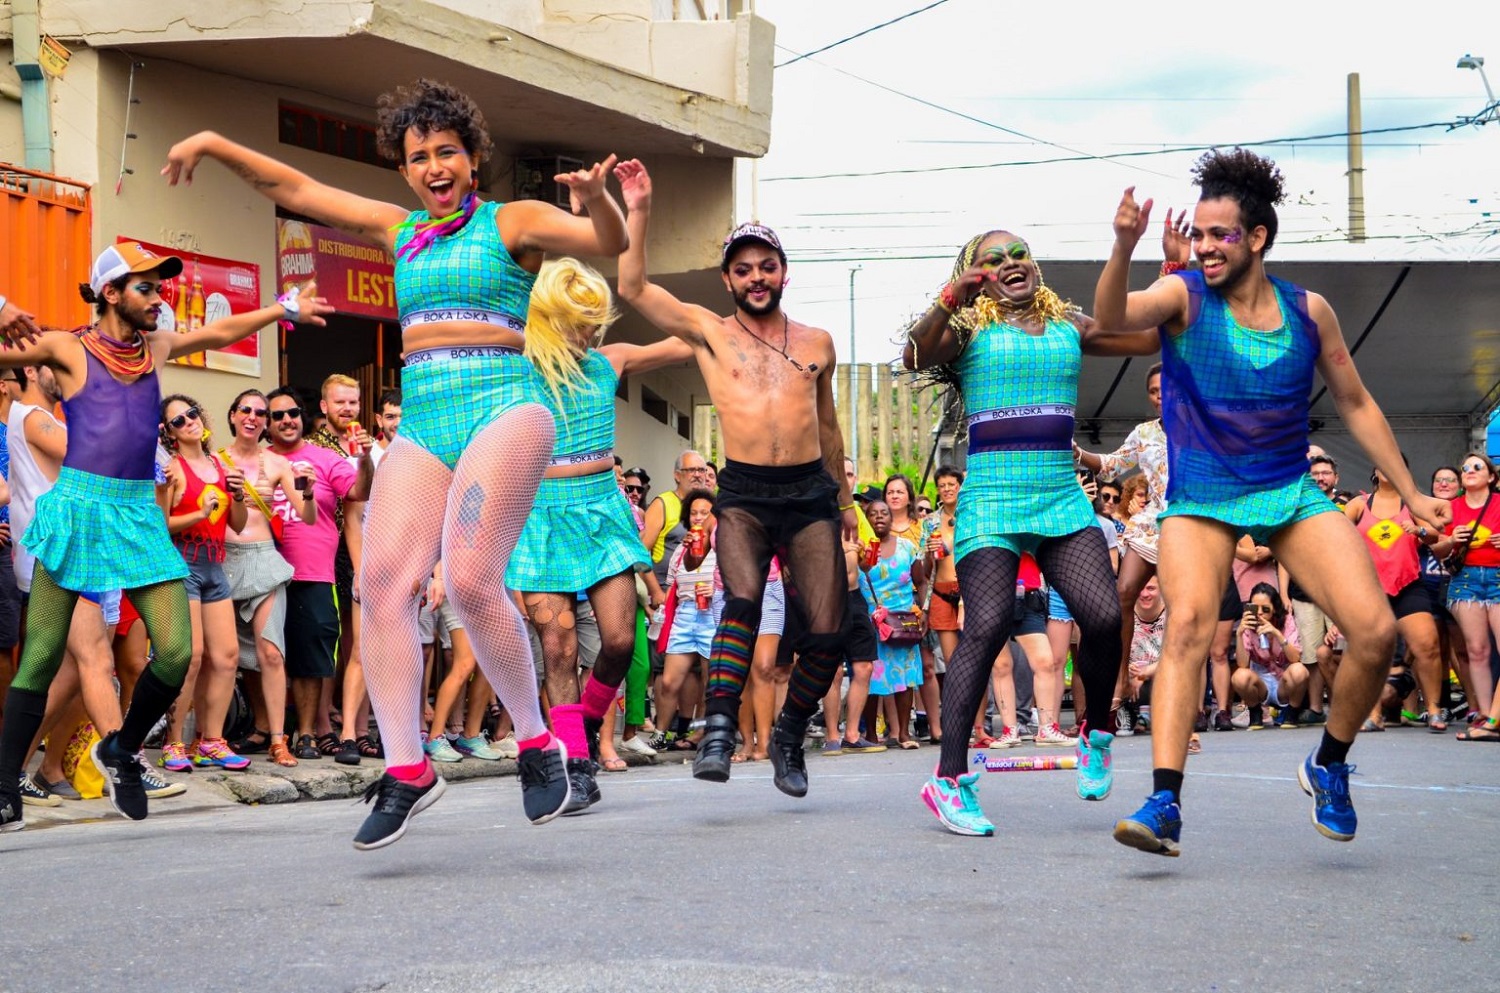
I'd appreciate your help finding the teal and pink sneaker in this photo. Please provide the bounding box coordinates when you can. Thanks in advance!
[158,740,192,773]
[1076,728,1115,801]
[920,770,995,837]
[192,738,251,771]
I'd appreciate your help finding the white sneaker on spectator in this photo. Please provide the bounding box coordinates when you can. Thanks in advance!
[618,735,656,758]
[1034,723,1073,746]
[424,737,463,763]
[490,733,520,760]
[992,726,1022,748]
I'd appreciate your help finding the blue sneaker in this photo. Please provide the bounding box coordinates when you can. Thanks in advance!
[1297,751,1357,841]
[1113,791,1182,856]
[1075,728,1114,800]
[920,770,994,837]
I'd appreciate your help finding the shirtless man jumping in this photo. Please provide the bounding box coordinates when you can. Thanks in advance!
[615,159,855,797]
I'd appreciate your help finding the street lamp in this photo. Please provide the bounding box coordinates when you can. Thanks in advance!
[1458,54,1498,124]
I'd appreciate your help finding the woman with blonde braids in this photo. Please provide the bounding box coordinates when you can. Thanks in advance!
[902,230,1157,837]
[165,79,629,849]
[509,259,692,812]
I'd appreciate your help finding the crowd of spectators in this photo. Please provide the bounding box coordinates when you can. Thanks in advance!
[5,362,1497,811]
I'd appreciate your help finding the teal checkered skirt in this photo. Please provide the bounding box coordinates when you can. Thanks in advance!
[401,350,548,471]
[506,470,649,592]
[1159,472,1336,545]
[23,467,188,593]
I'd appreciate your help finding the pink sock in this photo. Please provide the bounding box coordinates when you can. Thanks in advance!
[387,760,434,785]
[548,704,590,759]
[580,676,619,722]
[517,729,555,754]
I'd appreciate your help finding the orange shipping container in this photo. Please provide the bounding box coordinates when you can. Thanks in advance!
[1,164,92,330]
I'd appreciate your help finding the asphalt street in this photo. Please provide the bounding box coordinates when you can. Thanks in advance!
[1,727,1495,993]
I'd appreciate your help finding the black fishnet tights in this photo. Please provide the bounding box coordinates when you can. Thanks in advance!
[935,528,1121,779]
[524,571,639,704]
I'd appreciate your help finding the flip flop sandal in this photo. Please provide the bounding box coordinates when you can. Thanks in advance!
[1360,719,1385,733]
[1456,723,1500,741]
[1187,734,1202,755]
[899,739,921,750]
[600,756,629,772]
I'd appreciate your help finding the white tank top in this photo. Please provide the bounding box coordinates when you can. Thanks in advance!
[7,401,62,592]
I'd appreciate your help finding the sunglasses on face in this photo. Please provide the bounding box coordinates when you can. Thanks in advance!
[1463,461,1488,473]
[167,407,201,430]
[270,407,302,422]
[1100,494,1120,504]
[235,404,268,418]
[916,506,932,515]
[1247,604,1272,615]
[623,484,644,493]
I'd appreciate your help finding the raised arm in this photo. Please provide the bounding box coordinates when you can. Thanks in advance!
[901,266,996,371]
[612,159,722,346]
[1310,294,1451,533]
[0,294,40,345]
[153,281,333,362]
[163,131,408,250]
[600,337,695,378]
[1095,187,1191,335]
[500,155,628,258]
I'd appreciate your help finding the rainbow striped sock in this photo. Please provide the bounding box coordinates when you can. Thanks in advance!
[705,616,756,705]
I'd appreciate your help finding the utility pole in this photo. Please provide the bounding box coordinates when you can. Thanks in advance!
[848,264,862,464]
[1347,72,1366,243]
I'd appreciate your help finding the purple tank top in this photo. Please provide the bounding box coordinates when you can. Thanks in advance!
[62,347,162,481]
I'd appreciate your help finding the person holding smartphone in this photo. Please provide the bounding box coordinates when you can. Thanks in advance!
[1230,583,1307,728]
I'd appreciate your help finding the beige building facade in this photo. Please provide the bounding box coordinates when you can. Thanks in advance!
[1,0,771,489]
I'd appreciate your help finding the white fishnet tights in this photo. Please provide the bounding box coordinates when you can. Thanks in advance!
[360,404,554,768]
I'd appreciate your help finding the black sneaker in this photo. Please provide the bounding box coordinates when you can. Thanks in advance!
[352,771,447,851]
[1247,706,1265,729]
[0,787,24,833]
[561,757,601,816]
[1213,710,1235,732]
[692,713,738,783]
[517,739,571,824]
[1194,710,1210,733]
[18,773,61,808]
[1301,709,1327,726]
[91,732,148,821]
[913,712,931,741]
[583,717,603,764]
[768,721,809,798]
[334,738,361,766]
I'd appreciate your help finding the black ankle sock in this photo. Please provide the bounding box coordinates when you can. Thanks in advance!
[1152,768,1184,803]
[1315,730,1352,768]
[117,668,182,754]
[0,687,48,786]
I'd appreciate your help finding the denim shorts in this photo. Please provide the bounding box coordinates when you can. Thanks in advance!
[1047,587,1072,623]
[1448,564,1500,607]
[184,556,232,604]
[665,599,717,658]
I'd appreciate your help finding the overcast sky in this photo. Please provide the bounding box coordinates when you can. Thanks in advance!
[739,0,1500,364]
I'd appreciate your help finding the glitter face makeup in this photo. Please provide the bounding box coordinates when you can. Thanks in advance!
[980,242,1030,265]
[1219,227,1243,244]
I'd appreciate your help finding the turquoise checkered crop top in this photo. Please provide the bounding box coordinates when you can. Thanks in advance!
[542,350,619,466]
[393,199,536,336]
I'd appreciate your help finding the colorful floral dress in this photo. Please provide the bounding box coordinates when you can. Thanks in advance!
[864,537,923,695]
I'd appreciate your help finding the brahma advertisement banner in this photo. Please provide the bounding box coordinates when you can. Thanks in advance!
[276,219,396,321]
[122,237,262,377]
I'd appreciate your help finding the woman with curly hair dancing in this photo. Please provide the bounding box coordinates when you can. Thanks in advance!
[165,79,630,850]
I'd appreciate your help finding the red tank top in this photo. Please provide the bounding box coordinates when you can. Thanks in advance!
[171,454,230,563]
[1353,493,1419,596]
[1448,494,1500,569]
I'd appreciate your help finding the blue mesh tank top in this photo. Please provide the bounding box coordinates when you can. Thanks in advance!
[393,199,537,336]
[542,350,619,465]
[62,347,162,481]
[1159,269,1320,505]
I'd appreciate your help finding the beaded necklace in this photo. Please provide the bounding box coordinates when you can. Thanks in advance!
[78,325,154,378]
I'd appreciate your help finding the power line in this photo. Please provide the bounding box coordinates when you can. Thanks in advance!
[775,0,952,69]
[763,119,1467,182]
[769,43,1180,181]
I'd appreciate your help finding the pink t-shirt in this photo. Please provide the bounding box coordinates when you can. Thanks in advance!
[270,442,357,583]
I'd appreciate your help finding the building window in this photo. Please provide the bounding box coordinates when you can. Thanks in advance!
[279,102,393,170]
[640,385,669,426]
[676,412,690,439]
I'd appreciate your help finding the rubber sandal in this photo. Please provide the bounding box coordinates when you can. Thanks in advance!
[356,734,382,759]
[971,733,997,749]
[899,739,920,750]
[232,729,271,755]
[600,756,629,772]
[1456,722,1500,742]
[1187,734,1202,755]
[316,732,340,756]
[1360,719,1385,733]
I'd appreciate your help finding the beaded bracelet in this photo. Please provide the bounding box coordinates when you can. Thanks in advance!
[1160,261,1187,277]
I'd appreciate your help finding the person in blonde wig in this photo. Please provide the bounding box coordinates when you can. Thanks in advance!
[509,258,693,811]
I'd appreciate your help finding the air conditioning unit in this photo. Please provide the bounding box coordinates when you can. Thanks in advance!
[514,155,585,210]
